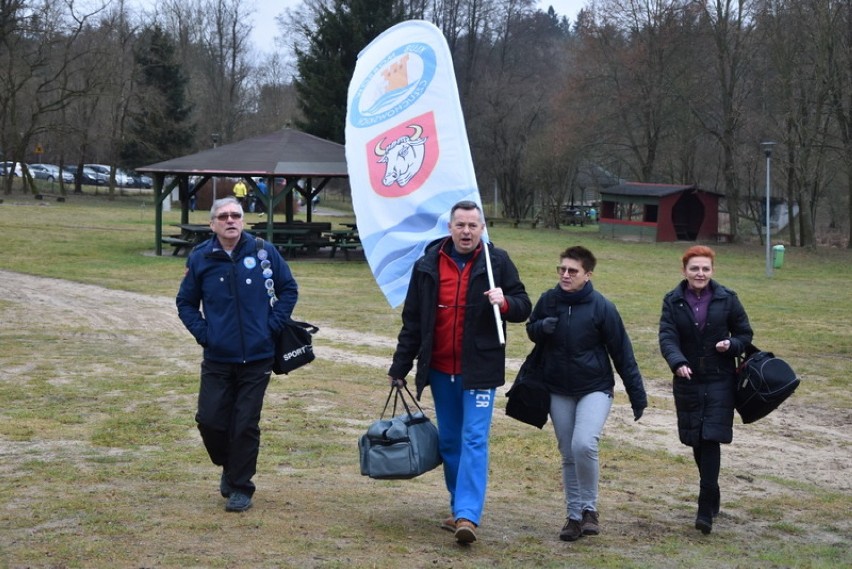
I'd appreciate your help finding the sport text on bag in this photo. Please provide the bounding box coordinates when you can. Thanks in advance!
[273,320,318,375]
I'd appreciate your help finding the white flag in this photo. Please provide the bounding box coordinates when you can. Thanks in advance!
[345,20,483,308]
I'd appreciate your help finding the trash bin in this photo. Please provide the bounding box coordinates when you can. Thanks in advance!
[772,244,785,269]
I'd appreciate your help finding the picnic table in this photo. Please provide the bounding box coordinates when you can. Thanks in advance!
[265,228,311,257]
[326,228,362,260]
[250,222,332,256]
[162,223,212,256]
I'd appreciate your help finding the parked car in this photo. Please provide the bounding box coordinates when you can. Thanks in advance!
[85,164,132,187]
[127,170,153,188]
[117,168,148,188]
[1,161,23,177]
[63,165,104,186]
[29,164,74,183]
[27,164,54,180]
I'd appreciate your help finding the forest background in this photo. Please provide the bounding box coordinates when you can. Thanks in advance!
[2,0,851,248]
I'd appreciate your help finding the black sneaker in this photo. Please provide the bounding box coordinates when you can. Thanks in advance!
[219,471,233,498]
[581,509,600,535]
[225,491,252,512]
[559,518,583,542]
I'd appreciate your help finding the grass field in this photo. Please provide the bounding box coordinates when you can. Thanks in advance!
[0,193,849,568]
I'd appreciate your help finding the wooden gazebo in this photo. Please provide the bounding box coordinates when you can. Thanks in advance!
[137,129,348,256]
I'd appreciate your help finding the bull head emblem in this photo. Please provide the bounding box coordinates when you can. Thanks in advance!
[374,125,428,187]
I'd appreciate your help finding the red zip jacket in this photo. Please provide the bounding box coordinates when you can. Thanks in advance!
[431,247,477,374]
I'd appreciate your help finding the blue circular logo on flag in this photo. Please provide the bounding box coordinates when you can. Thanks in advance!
[349,43,436,129]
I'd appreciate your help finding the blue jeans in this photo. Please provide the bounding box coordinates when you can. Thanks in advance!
[549,391,613,520]
[429,370,495,526]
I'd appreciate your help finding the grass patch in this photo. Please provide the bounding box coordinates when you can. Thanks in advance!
[0,194,849,568]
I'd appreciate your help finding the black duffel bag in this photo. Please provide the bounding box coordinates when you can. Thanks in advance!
[735,344,800,424]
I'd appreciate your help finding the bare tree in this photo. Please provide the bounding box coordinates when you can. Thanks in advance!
[0,0,100,195]
[687,0,761,240]
[759,1,841,248]
[824,0,852,248]
[157,0,254,145]
[466,1,561,220]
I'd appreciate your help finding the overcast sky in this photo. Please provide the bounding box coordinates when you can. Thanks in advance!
[247,0,588,54]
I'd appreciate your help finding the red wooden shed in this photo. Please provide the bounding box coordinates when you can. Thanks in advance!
[598,182,722,242]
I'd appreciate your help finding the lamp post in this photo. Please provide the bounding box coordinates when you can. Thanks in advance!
[211,133,220,201]
[761,142,776,277]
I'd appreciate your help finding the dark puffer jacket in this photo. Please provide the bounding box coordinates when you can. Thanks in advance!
[659,280,753,446]
[526,283,647,414]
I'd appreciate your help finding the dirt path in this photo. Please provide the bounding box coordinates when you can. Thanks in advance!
[1,269,848,499]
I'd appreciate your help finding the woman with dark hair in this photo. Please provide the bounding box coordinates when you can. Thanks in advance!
[526,246,647,542]
[659,245,753,534]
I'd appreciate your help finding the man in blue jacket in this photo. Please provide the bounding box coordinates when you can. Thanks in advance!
[177,196,298,512]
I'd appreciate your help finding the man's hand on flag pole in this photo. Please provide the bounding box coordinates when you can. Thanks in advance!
[484,287,505,309]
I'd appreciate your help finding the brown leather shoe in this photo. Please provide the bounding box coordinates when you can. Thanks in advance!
[440,516,456,532]
[454,518,477,544]
[581,509,600,535]
[559,518,583,542]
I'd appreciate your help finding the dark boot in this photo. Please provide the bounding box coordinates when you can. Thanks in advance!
[695,487,715,534]
[711,487,721,518]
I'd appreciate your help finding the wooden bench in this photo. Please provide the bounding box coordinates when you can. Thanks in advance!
[327,229,362,260]
[304,236,334,254]
[276,242,304,258]
[331,240,361,260]
[161,236,194,256]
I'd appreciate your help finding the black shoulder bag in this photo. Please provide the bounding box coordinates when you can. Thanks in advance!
[506,344,551,429]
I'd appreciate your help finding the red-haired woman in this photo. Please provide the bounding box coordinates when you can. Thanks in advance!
[658,246,753,534]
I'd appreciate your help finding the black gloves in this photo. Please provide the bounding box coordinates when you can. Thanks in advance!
[633,406,645,421]
[541,316,558,335]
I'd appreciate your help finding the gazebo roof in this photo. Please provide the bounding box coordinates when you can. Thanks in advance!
[137,128,347,178]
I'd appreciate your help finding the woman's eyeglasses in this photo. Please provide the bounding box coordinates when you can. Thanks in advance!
[214,212,243,220]
[557,266,581,276]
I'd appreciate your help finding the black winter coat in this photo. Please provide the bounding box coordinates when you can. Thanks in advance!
[388,238,531,399]
[659,280,753,446]
[526,283,647,413]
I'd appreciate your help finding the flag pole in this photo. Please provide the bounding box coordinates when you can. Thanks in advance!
[482,241,506,346]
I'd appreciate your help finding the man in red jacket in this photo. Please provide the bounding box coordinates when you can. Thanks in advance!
[388,200,531,544]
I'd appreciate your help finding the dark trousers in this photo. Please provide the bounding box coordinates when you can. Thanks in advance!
[196,358,272,496]
[693,439,721,516]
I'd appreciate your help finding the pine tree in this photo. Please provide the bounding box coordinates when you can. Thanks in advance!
[122,25,195,167]
[293,0,404,143]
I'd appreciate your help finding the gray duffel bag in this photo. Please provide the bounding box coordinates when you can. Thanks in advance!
[359,384,442,480]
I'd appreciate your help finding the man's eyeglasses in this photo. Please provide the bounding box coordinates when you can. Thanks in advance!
[214,212,243,221]
[557,266,581,276]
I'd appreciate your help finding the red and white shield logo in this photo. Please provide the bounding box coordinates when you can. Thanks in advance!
[367,112,439,197]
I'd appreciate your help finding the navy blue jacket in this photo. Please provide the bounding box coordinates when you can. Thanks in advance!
[526,283,647,413]
[176,232,298,363]
[659,280,752,445]
[389,238,531,399]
